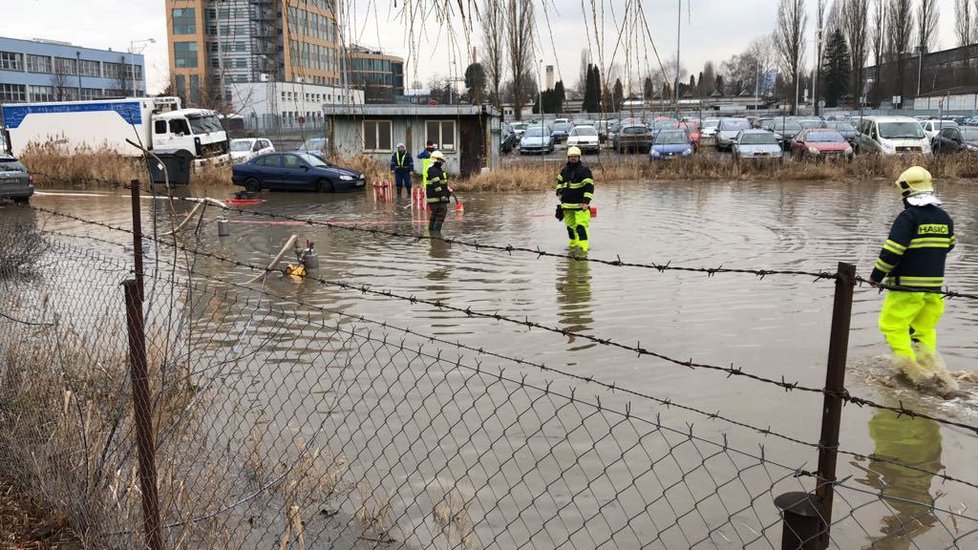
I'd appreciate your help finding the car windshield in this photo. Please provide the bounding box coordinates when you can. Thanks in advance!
[960,127,978,141]
[771,122,803,134]
[654,132,688,145]
[720,119,750,131]
[0,159,26,172]
[571,127,597,136]
[829,122,855,132]
[295,152,328,167]
[879,122,924,139]
[622,126,647,135]
[552,123,572,132]
[654,120,679,129]
[230,140,253,152]
[300,138,325,151]
[797,120,822,129]
[702,119,720,129]
[805,131,845,143]
[740,133,777,145]
[524,128,546,137]
[187,114,225,134]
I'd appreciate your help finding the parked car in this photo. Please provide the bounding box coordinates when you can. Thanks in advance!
[854,116,930,155]
[764,120,804,150]
[824,121,857,144]
[649,129,694,161]
[931,125,978,154]
[716,118,752,151]
[962,116,978,126]
[296,136,328,157]
[510,122,528,138]
[613,124,653,153]
[550,122,573,144]
[553,118,570,125]
[679,121,701,150]
[731,130,783,162]
[231,152,366,193]
[795,118,824,129]
[920,119,959,140]
[700,118,720,140]
[651,119,680,137]
[519,126,555,154]
[229,138,275,163]
[789,129,853,161]
[0,155,34,203]
[500,125,519,154]
[566,125,601,154]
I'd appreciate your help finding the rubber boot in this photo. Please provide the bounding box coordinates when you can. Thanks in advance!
[917,348,963,398]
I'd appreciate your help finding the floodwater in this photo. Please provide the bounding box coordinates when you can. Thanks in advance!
[22,177,978,548]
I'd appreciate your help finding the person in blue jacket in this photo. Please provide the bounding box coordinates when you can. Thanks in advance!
[389,143,414,197]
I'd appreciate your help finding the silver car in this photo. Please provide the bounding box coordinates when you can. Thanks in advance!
[0,155,34,203]
[716,118,752,151]
[519,127,555,154]
[732,130,783,162]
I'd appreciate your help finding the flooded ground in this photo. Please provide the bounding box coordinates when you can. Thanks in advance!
[18,177,978,547]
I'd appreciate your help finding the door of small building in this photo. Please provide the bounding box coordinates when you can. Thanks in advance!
[459,118,482,177]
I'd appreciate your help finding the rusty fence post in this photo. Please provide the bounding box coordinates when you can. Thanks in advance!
[775,262,855,550]
[130,180,144,297]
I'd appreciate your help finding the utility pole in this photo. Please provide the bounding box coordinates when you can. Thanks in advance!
[75,51,82,99]
[814,0,824,116]
[675,0,681,110]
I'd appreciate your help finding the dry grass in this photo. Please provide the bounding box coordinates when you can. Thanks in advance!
[458,152,978,192]
[18,141,230,188]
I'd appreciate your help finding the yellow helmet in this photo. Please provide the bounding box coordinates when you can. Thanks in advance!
[567,146,582,158]
[895,166,933,197]
[430,150,446,161]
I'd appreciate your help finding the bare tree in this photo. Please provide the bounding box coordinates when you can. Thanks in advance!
[50,58,74,101]
[481,0,506,110]
[886,0,914,101]
[954,0,974,46]
[842,0,870,103]
[774,0,808,114]
[917,0,940,54]
[576,50,589,97]
[749,36,777,96]
[814,0,827,111]
[872,0,887,66]
[505,0,534,120]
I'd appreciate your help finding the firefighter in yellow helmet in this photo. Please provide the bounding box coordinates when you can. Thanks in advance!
[424,150,451,233]
[869,166,958,395]
[555,146,594,252]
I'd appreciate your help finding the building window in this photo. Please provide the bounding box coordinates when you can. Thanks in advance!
[28,85,55,102]
[175,74,187,97]
[78,59,101,77]
[0,51,23,71]
[26,54,52,74]
[103,62,125,80]
[234,59,247,68]
[80,88,101,101]
[174,42,199,68]
[173,8,197,34]
[0,83,27,102]
[363,120,392,151]
[189,74,201,104]
[54,57,77,76]
[426,120,456,151]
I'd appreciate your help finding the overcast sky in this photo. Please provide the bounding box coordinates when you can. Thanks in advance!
[1,0,960,95]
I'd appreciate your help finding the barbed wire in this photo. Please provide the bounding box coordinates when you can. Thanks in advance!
[29,171,978,302]
[37,232,978,497]
[25,205,978,442]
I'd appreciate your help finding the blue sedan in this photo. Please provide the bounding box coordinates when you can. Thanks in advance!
[231,152,366,193]
[649,129,694,161]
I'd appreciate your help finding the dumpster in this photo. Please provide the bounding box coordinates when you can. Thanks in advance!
[146,149,194,185]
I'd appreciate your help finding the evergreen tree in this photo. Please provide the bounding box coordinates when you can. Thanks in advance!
[688,74,696,97]
[821,28,851,108]
[643,77,654,100]
[697,71,705,97]
[583,64,601,113]
[464,62,487,104]
[715,75,725,96]
[612,78,624,112]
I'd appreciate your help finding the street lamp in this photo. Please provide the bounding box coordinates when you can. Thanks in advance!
[75,51,82,100]
[129,38,155,97]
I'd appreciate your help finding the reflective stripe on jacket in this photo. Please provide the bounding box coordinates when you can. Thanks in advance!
[555,162,594,209]
[425,163,451,203]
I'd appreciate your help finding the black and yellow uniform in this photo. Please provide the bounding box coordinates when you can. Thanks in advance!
[555,162,594,251]
[425,162,451,232]
[870,199,955,363]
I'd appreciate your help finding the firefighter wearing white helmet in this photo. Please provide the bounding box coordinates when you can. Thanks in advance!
[424,150,452,233]
[869,165,959,396]
[554,146,594,252]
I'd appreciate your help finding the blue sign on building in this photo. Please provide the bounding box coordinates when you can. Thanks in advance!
[0,35,147,106]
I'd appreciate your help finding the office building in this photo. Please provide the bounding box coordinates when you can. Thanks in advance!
[348,44,404,104]
[166,0,344,108]
[0,35,146,105]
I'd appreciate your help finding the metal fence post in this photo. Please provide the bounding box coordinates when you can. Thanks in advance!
[124,279,163,550]
[130,180,144,298]
[775,261,855,550]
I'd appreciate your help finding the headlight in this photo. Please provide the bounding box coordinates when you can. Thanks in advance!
[808,147,819,154]
[681,148,693,156]
[844,147,853,154]
[880,142,895,153]
[650,149,661,156]
[966,144,978,151]
[339,175,354,181]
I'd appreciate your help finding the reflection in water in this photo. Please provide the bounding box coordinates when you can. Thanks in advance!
[856,408,942,549]
[556,257,594,352]
[425,238,452,285]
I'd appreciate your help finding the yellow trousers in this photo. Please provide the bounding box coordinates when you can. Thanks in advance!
[878,291,944,362]
[563,209,590,251]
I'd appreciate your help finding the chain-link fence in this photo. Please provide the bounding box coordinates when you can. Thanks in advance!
[1,218,978,549]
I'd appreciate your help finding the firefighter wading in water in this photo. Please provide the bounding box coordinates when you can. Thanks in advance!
[555,146,594,252]
[869,165,960,397]
[424,150,451,233]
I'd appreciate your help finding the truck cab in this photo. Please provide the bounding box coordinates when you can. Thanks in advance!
[152,108,230,165]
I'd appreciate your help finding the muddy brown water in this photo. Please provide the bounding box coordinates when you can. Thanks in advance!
[20,178,978,548]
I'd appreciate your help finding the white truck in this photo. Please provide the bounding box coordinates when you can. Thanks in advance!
[0,96,230,166]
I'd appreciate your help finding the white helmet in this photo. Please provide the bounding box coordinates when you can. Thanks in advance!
[430,150,446,161]
[567,146,582,158]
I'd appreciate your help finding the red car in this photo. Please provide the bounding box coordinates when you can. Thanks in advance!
[789,129,853,161]
[680,121,701,150]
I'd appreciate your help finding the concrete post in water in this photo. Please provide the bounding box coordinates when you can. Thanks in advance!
[774,262,855,550]
[123,279,163,550]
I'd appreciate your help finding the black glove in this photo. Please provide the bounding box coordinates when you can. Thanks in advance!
[554,205,564,221]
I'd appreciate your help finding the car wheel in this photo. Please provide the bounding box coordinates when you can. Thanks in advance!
[318,179,334,193]
[244,178,261,193]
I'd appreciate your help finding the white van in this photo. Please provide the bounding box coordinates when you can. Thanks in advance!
[854,116,930,155]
